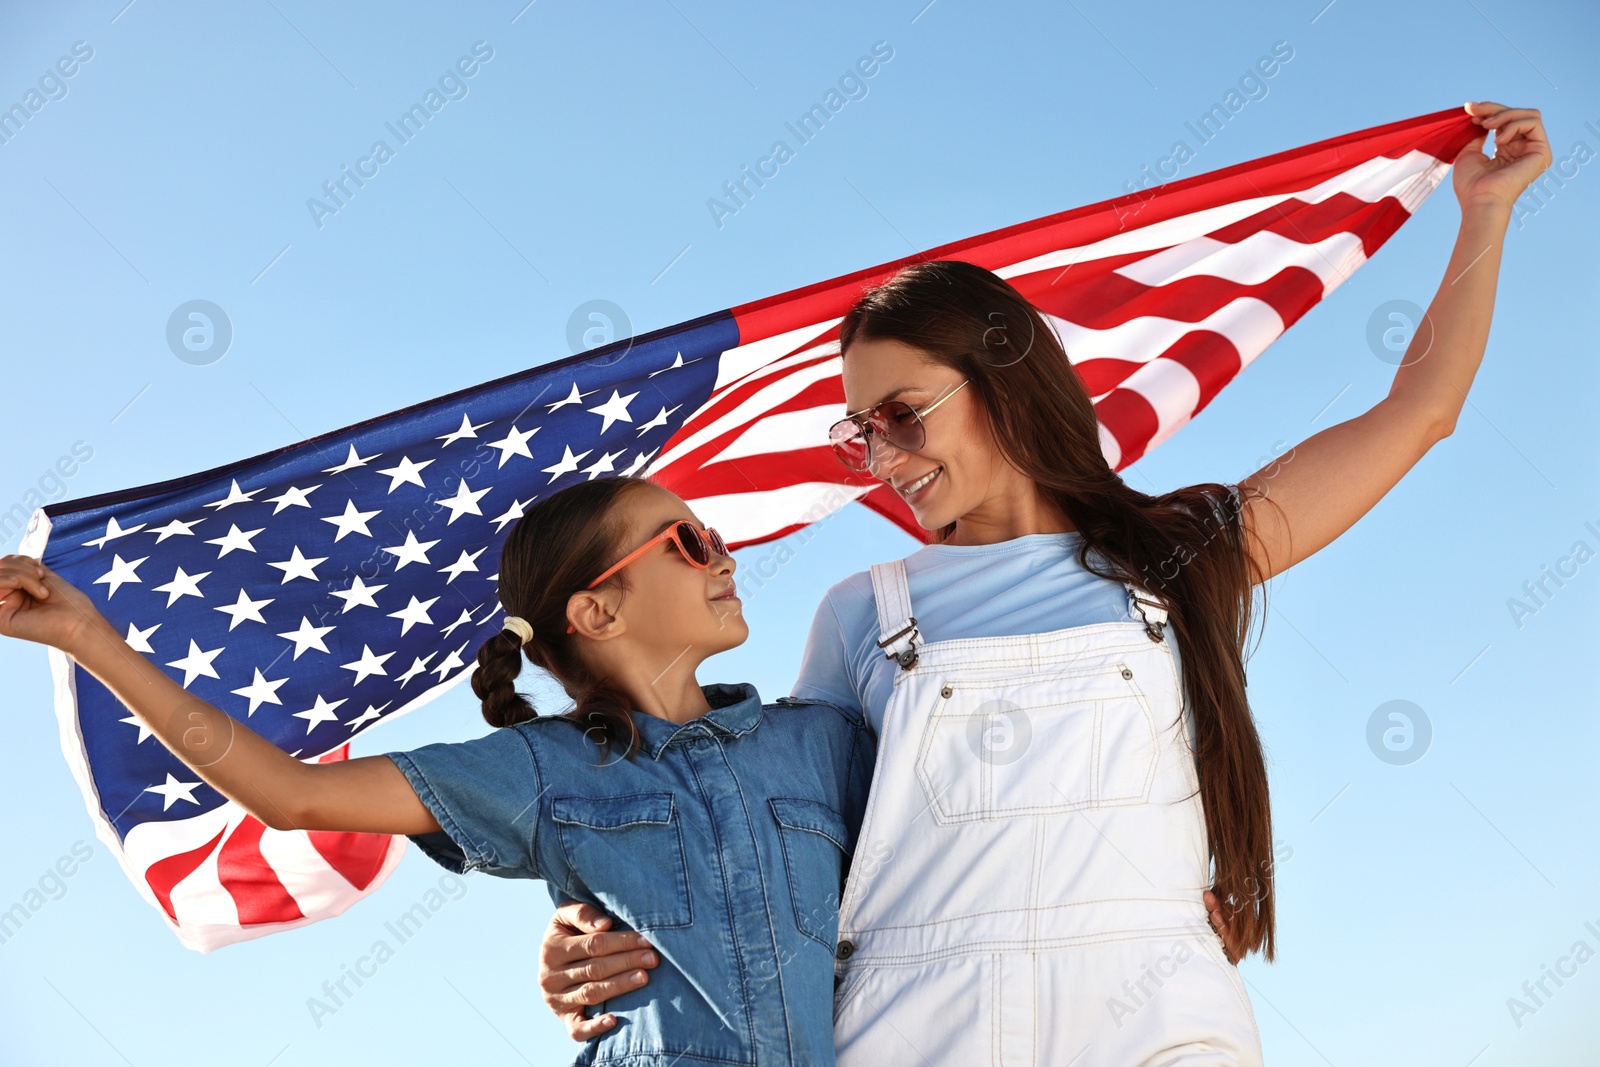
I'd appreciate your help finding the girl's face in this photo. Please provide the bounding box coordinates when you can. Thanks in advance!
[840,336,1019,532]
[573,484,747,660]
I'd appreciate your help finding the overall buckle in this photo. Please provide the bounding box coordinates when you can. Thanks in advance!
[1131,596,1167,643]
[875,618,920,670]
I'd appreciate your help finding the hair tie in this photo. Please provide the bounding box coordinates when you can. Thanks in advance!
[502,615,534,646]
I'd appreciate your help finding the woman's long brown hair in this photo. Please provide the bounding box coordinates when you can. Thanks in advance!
[839,259,1283,960]
[469,474,660,762]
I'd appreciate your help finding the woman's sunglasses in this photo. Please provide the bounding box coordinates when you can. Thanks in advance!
[566,520,730,634]
[827,379,970,473]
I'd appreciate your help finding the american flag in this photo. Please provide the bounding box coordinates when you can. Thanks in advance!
[20,105,1477,951]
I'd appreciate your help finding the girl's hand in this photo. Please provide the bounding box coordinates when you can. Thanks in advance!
[1455,101,1550,213]
[0,554,106,655]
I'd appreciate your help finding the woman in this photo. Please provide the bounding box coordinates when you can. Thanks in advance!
[0,476,876,1067]
[537,100,1549,1062]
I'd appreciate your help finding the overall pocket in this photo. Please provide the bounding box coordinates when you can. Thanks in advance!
[769,796,850,950]
[833,954,997,1067]
[914,661,1159,823]
[552,792,693,930]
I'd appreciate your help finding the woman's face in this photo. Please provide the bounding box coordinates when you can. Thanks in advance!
[840,336,1012,532]
[576,484,747,659]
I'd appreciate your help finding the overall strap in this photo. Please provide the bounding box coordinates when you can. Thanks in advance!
[869,559,921,670]
[1124,581,1170,643]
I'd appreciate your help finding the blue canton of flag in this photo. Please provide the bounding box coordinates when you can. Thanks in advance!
[22,312,734,950]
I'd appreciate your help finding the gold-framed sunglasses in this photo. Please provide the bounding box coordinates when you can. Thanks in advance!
[827,379,970,473]
[566,520,729,634]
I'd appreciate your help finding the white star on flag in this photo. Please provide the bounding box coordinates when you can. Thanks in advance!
[487,425,539,467]
[340,645,393,686]
[292,695,346,733]
[145,774,202,811]
[587,389,638,433]
[166,640,225,687]
[231,669,290,715]
[322,500,380,541]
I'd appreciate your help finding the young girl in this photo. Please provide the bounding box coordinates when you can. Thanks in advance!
[0,474,876,1067]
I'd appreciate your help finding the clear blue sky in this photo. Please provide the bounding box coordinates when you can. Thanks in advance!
[2,1,1596,1064]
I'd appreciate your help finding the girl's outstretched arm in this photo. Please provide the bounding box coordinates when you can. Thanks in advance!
[0,554,439,836]
[1235,100,1550,584]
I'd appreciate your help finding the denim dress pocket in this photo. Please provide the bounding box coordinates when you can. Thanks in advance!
[769,796,850,950]
[552,792,693,930]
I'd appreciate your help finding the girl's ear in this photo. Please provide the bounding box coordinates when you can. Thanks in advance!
[567,589,623,640]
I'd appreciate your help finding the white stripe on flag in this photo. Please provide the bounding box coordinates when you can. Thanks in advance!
[711,404,848,466]
[684,480,873,545]
[713,317,844,390]
[655,356,843,471]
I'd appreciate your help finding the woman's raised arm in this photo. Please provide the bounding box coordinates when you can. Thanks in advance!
[0,554,439,837]
[1236,101,1550,584]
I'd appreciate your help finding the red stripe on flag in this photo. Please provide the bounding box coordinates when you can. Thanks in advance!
[1093,387,1162,466]
[1159,330,1246,413]
[144,826,226,921]
[217,817,304,926]
[306,830,394,891]
[855,482,925,543]
[1214,192,1416,259]
[729,107,1476,349]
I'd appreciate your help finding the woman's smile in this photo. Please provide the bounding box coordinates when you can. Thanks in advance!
[897,465,943,503]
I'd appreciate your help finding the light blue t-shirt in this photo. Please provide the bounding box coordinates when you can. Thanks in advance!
[790,531,1149,738]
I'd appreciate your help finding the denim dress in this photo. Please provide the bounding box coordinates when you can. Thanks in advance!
[386,681,877,1066]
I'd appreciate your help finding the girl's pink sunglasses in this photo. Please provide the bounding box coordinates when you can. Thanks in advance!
[566,520,729,634]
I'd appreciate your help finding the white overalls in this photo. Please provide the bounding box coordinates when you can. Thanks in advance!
[831,558,1263,1067]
